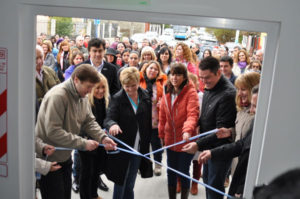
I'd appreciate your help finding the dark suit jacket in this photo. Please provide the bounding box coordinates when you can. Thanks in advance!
[81,60,120,95]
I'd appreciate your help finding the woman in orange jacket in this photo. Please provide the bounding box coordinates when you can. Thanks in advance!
[159,63,199,199]
[140,60,167,176]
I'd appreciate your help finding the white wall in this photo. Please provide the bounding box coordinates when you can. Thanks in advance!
[0,0,299,198]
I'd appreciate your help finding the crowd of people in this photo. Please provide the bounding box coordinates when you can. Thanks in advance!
[35,32,264,199]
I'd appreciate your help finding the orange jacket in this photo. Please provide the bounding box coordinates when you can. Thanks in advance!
[139,72,167,113]
[158,81,199,152]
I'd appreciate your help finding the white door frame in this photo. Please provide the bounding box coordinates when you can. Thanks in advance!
[18,3,280,198]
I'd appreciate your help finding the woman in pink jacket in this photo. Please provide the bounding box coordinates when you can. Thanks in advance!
[173,42,198,75]
[159,63,199,199]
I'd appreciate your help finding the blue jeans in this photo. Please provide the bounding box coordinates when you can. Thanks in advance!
[72,150,80,182]
[166,149,194,188]
[203,158,231,199]
[151,128,162,163]
[113,156,141,199]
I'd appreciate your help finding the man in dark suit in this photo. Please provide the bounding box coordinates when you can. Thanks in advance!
[72,38,119,193]
[82,38,120,95]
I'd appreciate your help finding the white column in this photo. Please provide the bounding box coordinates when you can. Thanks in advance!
[235,30,240,43]
[86,20,92,36]
[102,23,105,38]
[109,22,112,38]
[51,19,56,36]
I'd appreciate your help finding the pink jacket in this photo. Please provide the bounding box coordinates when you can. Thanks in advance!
[187,62,198,75]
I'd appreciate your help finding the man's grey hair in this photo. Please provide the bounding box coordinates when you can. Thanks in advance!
[76,35,84,42]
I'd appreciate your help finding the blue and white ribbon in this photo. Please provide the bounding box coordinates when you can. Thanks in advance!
[106,130,233,198]
[53,128,232,198]
[145,128,218,156]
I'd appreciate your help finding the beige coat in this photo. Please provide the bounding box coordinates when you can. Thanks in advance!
[35,157,52,176]
[231,107,254,174]
[35,137,52,175]
[35,78,107,162]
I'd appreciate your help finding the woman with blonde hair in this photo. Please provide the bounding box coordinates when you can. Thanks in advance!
[140,46,157,63]
[79,73,110,199]
[104,67,153,199]
[218,71,260,174]
[42,40,56,70]
[173,42,198,75]
[139,60,167,176]
[56,40,71,81]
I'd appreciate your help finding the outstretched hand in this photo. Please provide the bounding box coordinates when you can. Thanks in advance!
[198,150,211,164]
[85,140,99,151]
[102,137,117,151]
[181,142,198,154]
[216,128,231,139]
[50,162,62,172]
[182,132,191,142]
[43,145,55,156]
[109,124,123,136]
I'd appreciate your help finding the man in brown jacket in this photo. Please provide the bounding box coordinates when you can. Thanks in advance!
[35,47,60,105]
[36,64,116,199]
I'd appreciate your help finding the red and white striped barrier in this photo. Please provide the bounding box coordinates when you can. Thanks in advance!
[0,47,8,177]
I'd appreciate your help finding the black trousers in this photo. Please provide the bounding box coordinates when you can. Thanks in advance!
[150,128,162,163]
[79,147,105,199]
[40,158,73,199]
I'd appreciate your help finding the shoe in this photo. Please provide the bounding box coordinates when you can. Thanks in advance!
[154,163,162,176]
[176,178,181,193]
[93,197,103,199]
[98,176,109,191]
[190,182,198,195]
[224,177,230,188]
[72,180,79,193]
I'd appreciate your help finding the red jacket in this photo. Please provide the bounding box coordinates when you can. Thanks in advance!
[158,81,199,152]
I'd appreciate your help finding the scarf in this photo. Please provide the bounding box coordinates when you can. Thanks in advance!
[238,61,247,69]
[144,73,156,98]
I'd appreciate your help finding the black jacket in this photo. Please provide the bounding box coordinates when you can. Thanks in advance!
[104,88,153,185]
[197,75,237,149]
[80,98,108,171]
[81,60,120,95]
[211,120,254,197]
[56,54,70,82]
